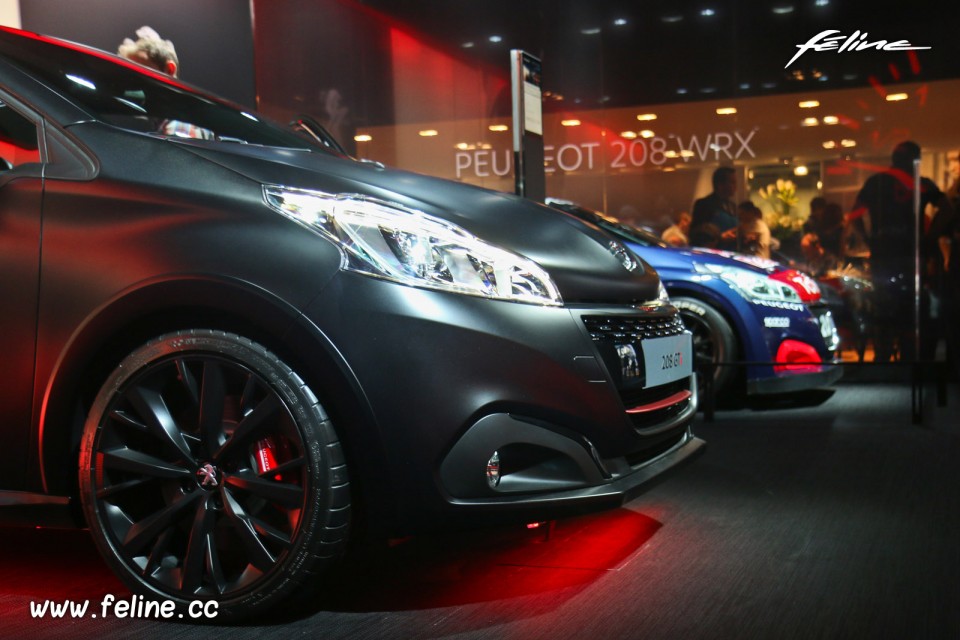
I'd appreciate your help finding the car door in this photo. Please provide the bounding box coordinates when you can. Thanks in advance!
[0,95,43,488]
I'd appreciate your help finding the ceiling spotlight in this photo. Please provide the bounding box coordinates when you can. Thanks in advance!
[886,93,909,102]
[581,27,601,35]
[488,35,502,43]
[636,113,658,121]
[614,18,628,26]
[418,129,439,137]
[640,130,655,138]
[461,41,475,49]
[823,115,839,125]
[621,131,638,139]
[841,139,857,147]
[794,165,809,176]
[700,8,716,17]
[716,107,737,115]
[772,6,795,14]
[799,100,820,108]
[354,134,372,142]
[801,117,819,127]
[561,119,582,127]
[661,14,683,23]
[488,124,509,132]
[822,141,837,149]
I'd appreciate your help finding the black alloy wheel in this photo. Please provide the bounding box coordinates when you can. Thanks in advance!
[672,297,738,397]
[79,330,349,621]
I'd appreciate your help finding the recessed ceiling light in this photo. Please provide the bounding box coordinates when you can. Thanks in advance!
[716,107,737,115]
[677,88,688,95]
[461,41,475,49]
[772,6,795,14]
[661,15,683,23]
[822,140,837,149]
[640,130,655,138]
[794,165,809,176]
[581,27,601,35]
[823,116,839,125]
[614,18,628,26]
[802,117,819,126]
[700,8,716,17]
[488,124,509,132]
[419,129,439,137]
[799,100,820,108]
[841,139,857,147]
[636,113,658,121]
[621,131,638,139]
[739,83,751,90]
[488,35,502,43]
[886,93,909,101]
[354,134,372,142]
[561,119,582,127]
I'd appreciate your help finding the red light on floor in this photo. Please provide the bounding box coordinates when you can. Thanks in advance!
[775,339,823,374]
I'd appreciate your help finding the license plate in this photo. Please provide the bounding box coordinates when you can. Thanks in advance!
[642,333,693,388]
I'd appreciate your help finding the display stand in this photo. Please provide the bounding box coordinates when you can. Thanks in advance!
[911,158,923,424]
[510,50,545,202]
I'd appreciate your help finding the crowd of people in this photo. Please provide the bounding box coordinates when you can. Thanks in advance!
[662,145,958,370]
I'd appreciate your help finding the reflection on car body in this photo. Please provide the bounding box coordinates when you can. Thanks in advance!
[0,27,702,621]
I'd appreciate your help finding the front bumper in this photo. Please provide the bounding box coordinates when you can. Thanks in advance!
[747,364,843,395]
[304,272,701,533]
[744,300,842,394]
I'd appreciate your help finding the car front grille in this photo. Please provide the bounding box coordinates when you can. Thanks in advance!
[620,378,692,431]
[582,313,692,433]
[583,314,685,342]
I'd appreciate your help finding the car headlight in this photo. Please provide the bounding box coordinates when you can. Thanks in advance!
[264,186,562,306]
[694,263,802,303]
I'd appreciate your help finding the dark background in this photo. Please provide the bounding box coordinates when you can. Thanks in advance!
[19,0,256,107]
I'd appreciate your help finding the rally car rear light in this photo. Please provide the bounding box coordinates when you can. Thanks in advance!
[770,269,821,302]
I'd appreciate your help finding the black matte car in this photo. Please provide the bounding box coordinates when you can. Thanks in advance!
[0,27,702,620]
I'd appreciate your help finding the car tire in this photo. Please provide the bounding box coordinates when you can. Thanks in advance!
[78,329,350,622]
[671,297,738,396]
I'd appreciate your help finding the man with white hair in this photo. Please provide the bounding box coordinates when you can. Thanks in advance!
[118,26,179,77]
[117,26,213,140]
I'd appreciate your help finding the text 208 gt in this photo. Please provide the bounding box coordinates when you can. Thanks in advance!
[0,27,702,619]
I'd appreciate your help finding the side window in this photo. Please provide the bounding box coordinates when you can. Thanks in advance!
[0,99,41,171]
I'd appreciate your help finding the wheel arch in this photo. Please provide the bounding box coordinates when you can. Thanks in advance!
[37,275,391,532]
[663,281,747,356]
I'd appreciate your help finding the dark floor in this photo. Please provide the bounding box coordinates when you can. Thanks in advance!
[2,380,958,639]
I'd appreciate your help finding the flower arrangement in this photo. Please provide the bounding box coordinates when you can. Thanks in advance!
[757,179,805,240]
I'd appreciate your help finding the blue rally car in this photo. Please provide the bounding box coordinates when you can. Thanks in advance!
[548,200,842,397]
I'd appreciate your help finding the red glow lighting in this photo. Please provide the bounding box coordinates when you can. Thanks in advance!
[774,339,822,374]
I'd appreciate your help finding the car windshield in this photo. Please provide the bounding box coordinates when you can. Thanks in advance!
[551,200,667,248]
[0,31,320,150]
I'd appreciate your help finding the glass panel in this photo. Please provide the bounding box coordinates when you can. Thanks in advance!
[252,0,960,367]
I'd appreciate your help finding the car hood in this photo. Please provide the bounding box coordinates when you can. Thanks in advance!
[178,141,662,304]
